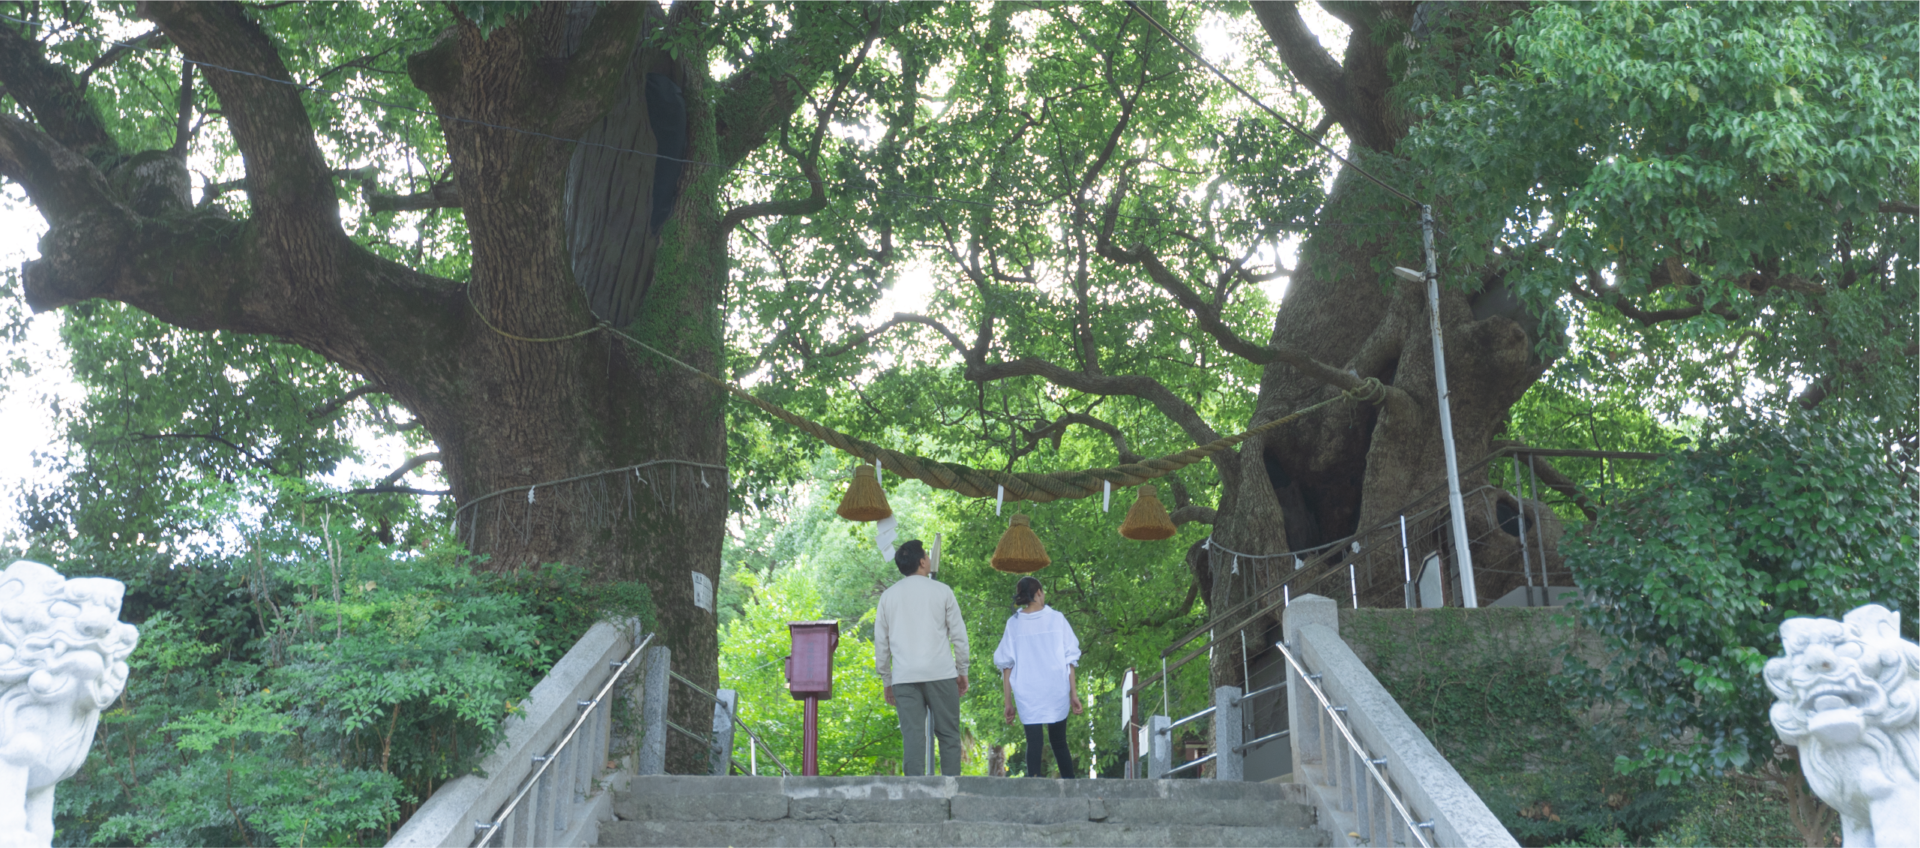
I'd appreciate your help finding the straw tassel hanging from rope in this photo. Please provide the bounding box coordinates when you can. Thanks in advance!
[1118,484,1177,541]
[836,464,892,522]
[991,514,1050,574]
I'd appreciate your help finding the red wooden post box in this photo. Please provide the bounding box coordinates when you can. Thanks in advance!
[784,620,840,700]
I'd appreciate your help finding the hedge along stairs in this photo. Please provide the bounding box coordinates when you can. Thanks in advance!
[596,774,1328,847]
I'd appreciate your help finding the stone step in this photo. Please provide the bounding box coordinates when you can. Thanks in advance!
[621,774,1316,803]
[615,791,1316,829]
[599,776,1326,847]
[598,819,1328,848]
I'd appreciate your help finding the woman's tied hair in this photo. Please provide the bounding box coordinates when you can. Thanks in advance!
[1013,576,1042,611]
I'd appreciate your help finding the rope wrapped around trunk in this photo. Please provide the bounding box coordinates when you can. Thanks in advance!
[612,326,1387,504]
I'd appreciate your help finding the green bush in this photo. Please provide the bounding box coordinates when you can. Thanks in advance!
[1559,407,1918,785]
[50,540,652,847]
[1346,606,1817,847]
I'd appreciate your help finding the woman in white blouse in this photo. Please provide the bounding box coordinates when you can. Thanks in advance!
[993,576,1083,778]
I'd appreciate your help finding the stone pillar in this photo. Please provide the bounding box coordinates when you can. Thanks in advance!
[1146,715,1171,779]
[638,646,670,776]
[1284,594,1338,782]
[710,689,738,775]
[1214,686,1244,781]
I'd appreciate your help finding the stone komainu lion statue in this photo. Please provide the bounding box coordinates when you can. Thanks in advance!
[1766,604,1920,848]
[0,561,138,847]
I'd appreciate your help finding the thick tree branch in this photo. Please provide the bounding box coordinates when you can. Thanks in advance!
[132,431,272,470]
[77,28,168,91]
[1170,505,1217,526]
[361,178,462,213]
[339,485,451,496]
[1249,1,1398,152]
[142,1,337,224]
[1880,201,1918,216]
[1138,577,1200,628]
[810,307,1225,452]
[1095,177,1404,406]
[963,357,1222,449]
[0,113,124,224]
[0,19,120,157]
[169,60,194,159]
[713,5,925,168]
[198,166,373,205]
[307,384,386,423]
[719,126,826,236]
[377,451,442,488]
[1494,441,1599,521]
[1025,411,1137,460]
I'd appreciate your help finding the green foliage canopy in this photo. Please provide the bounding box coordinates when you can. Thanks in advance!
[1406,1,1918,426]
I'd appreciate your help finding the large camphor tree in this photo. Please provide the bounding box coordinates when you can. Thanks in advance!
[0,0,926,770]
[733,0,1915,690]
[1,0,1910,770]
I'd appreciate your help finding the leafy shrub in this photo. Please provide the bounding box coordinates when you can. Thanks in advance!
[1348,603,1829,846]
[1559,406,1917,786]
[1345,608,1682,846]
[50,540,652,847]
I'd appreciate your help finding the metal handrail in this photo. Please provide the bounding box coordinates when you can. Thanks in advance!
[667,668,721,700]
[1125,483,1500,704]
[1127,473,1563,708]
[1138,443,1658,683]
[1233,729,1288,755]
[474,632,654,847]
[1272,639,1433,848]
[669,669,794,777]
[1232,680,1285,706]
[1165,705,1215,732]
[723,704,793,777]
[1163,751,1218,777]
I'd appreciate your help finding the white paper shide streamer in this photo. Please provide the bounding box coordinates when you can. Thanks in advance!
[876,515,899,563]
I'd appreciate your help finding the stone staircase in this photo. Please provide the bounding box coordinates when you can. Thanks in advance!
[596,775,1328,847]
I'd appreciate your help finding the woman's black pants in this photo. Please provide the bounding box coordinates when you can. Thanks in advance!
[1023,720,1075,778]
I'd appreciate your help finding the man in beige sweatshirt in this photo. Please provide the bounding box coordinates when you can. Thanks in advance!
[874,539,970,776]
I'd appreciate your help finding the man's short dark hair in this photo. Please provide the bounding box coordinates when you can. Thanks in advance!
[894,539,925,576]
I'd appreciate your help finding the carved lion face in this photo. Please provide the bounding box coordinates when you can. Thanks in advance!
[0,561,140,709]
[1766,605,1920,746]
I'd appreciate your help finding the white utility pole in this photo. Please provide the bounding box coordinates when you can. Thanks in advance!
[1393,204,1477,607]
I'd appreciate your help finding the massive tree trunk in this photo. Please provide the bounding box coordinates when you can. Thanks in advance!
[0,0,889,772]
[1200,1,1553,686]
